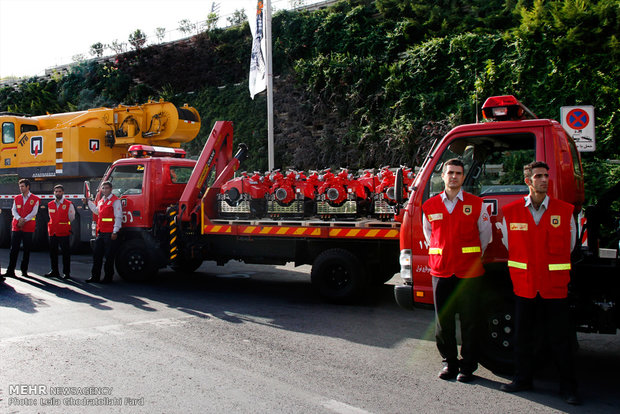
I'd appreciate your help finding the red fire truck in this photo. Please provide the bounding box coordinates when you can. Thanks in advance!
[394,95,619,371]
[89,121,400,302]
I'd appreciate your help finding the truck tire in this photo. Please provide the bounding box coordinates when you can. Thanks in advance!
[478,297,516,375]
[0,210,11,248]
[115,239,157,281]
[32,210,49,251]
[69,213,82,253]
[311,248,368,303]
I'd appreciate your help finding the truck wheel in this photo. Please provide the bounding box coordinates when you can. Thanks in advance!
[69,214,82,253]
[0,210,11,248]
[478,298,516,375]
[32,210,49,251]
[115,239,157,281]
[311,248,367,303]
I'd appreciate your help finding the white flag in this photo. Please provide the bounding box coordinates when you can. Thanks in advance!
[249,0,266,99]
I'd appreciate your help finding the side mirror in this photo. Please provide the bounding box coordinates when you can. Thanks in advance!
[395,168,404,205]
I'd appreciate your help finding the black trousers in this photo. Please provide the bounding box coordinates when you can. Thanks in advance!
[514,294,577,391]
[92,233,119,280]
[49,235,71,276]
[7,231,33,274]
[432,275,483,373]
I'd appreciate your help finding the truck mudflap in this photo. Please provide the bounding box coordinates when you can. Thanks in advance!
[394,284,414,310]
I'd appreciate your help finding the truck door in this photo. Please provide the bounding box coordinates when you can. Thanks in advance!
[108,164,147,229]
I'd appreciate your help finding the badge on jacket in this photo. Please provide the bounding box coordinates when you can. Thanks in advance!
[463,205,472,215]
[551,215,561,228]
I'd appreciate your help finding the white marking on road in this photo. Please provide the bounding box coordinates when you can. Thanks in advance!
[322,399,374,414]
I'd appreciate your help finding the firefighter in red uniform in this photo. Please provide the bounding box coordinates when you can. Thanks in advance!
[3,178,40,279]
[83,181,122,283]
[499,161,580,405]
[422,159,491,382]
[45,184,76,279]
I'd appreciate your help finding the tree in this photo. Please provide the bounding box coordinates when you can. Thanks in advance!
[90,42,105,57]
[227,9,247,26]
[155,27,166,43]
[205,12,219,31]
[178,19,196,35]
[128,29,147,50]
[289,0,306,9]
[72,54,85,63]
[108,39,127,54]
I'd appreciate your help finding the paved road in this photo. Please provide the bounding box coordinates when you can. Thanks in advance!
[1,251,619,413]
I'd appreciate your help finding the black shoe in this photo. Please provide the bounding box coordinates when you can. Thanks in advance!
[62,274,71,280]
[456,372,475,383]
[85,277,100,283]
[100,277,113,284]
[438,365,458,380]
[500,380,533,393]
[0,275,5,283]
[45,271,60,278]
[3,271,16,278]
[21,271,30,278]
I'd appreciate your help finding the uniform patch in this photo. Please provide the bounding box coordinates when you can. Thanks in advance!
[551,215,561,228]
[510,223,528,231]
[29,200,34,205]
[49,209,56,213]
[62,205,67,210]
[428,213,443,222]
[463,205,472,215]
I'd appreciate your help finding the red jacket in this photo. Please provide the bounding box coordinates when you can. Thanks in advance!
[502,197,573,299]
[96,195,119,234]
[12,193,40,232]
[48,199,72,237]
[422,191,484,278]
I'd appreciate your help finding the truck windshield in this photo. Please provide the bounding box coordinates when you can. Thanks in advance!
[426,133,536,199]
[109,164,145,196]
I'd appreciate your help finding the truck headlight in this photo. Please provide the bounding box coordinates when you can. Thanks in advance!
[399,249,412,284]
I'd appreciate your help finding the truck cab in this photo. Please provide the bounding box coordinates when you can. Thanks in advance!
[395,95,586,371]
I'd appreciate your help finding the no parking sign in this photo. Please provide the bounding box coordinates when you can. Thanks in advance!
[561,106,595,152]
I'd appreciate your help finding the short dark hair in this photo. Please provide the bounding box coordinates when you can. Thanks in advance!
[53,184,64,191]
[101,180,113,188]
[523,161,549,179]
[18,178,30,188]
[443,158,465,173]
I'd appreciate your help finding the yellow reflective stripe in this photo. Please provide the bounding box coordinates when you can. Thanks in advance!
[30,217,36,220]
[549,263,571,271]
[462,246,481,253]
[508,260,527,270]
[428,248,442,255]
[101,218,113,222]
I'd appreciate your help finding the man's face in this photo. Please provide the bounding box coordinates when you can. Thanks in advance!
[19,183,28,195]
[442,164,465,191]
[101,184,112,197]
[54,188,64,200]
[526,167,549,194]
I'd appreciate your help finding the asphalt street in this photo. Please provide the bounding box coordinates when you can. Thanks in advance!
[1,250,619,413]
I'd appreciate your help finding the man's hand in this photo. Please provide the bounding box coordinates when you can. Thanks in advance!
[111,233,118,240]
[17,218,25,227]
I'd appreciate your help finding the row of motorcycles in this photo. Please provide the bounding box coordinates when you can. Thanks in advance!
[217,166,414,220]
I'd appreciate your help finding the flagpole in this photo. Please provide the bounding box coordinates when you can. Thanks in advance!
[265,0,274,171]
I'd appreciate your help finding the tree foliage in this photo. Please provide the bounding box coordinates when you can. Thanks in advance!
[0,0,618,205]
